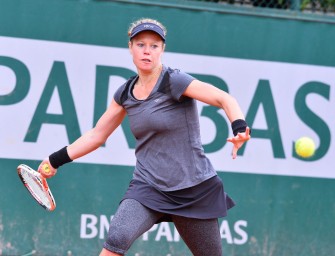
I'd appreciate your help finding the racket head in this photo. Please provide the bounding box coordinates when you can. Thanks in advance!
[17,164,56,211]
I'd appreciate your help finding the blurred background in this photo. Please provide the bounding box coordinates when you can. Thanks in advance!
[0,0,334,255]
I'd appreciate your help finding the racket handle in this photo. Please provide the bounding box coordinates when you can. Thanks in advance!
[41,177,49,191]
[39,164,51,190]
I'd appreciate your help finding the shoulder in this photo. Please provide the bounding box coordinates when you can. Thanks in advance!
[114,75,137,105]
[159,65,196,101]
[160,66,195,85]
[165,66,188,77]
[165,66,195,85]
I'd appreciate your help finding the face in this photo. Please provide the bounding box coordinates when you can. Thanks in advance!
[129,31,165,73]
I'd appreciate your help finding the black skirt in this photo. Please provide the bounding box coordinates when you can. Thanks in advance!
[122,175,235,222]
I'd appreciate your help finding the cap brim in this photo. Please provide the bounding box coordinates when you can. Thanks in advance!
[130,23,165,41]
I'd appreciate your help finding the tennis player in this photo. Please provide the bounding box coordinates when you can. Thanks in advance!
[39,18,251,256]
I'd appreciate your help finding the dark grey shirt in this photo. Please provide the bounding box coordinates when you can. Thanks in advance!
[114,65,216,191]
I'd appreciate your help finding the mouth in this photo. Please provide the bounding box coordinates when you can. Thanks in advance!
[141,58,151,63]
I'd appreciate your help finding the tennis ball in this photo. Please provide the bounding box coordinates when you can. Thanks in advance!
[295,137,315,158]
[42,163,51,174]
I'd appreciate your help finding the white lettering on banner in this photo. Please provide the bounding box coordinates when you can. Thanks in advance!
[80,214,114,239]
[80,214,98,239]
[0,36,334,179]
[79,214,248,245]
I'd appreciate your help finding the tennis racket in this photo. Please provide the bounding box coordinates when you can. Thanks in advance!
[17,164,56,211]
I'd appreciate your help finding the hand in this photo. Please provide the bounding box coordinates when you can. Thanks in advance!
[227,127,251,159]
[38,158,57,178]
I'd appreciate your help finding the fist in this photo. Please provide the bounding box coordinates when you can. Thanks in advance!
[42,163,51,175]
[39,160,57,178]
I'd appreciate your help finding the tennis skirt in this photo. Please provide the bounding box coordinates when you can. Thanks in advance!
[122,175,235,222]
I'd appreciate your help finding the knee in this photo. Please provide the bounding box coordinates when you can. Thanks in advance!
[99,248,122,256]
[104,225,133,254]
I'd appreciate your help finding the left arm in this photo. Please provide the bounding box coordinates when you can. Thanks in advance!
[183,79,250,159]
[183,80,245,122]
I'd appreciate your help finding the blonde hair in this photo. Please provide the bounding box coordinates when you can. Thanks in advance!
[128,18,167,39]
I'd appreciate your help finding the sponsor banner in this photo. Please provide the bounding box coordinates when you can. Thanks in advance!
[80,214,248,245]
[1,36,334,179]
[1,159,334,255]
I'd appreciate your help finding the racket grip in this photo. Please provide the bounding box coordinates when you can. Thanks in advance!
[41,177,49,191]
[39,165,50,190]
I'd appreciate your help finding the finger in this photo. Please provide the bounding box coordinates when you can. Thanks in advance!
[39,170,49,178]
[232,145,238,159]
[39,163,55,178]
[42,163,51,175]
[41,170,56,179]
[246,126,250,135]
[245,127,251,139]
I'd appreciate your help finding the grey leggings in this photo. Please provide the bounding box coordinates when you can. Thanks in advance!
[103,199,223,255]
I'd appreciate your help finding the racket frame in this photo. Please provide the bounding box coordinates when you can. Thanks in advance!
[17,164,56,211]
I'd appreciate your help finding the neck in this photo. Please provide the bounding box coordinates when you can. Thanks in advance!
[138,65,162,87]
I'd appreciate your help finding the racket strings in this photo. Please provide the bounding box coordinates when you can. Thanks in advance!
[21,169,52,208]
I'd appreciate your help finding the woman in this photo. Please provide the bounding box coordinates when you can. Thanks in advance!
[39,18,251,256]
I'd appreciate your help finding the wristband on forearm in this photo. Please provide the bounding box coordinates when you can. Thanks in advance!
[49,146,73,169]
[231,119,250,136]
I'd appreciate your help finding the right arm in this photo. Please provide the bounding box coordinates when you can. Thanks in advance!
[67,99,126,160]
[39,99,126,177]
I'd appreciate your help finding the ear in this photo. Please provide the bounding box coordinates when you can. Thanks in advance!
[128,41,133,55]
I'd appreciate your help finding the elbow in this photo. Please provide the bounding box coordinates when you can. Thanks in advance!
[89,129,108,149]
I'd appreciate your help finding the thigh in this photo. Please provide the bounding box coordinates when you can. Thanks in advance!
[104,199,164,255]
[172,215,223,256]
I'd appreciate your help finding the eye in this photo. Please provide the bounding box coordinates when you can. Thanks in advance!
[137,43,144,48]
[151,44,159,49]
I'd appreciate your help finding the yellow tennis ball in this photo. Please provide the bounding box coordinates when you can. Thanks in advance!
[42,163,51,174]
[295,137,315,158]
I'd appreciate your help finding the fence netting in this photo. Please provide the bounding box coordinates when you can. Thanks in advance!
[192,0,335,14]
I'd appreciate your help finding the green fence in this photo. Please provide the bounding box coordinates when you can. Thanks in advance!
[191,0,335,12]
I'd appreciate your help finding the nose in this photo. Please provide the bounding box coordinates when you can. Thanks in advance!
[143,45,150,54]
